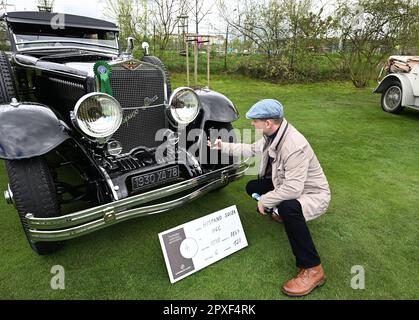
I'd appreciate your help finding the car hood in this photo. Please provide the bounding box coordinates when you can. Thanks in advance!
[14,54,128,78]
[64,62,97,77]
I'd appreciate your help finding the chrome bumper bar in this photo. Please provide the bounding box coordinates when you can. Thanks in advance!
[25,161,249,242]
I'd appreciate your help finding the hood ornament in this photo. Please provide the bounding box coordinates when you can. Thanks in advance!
[123,60,142,70]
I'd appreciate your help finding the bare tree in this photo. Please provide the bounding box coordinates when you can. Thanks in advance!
[0,0,15,13]
[282,0,313,69]
[151,0,181,51]
[36,0,55,12]
[190,0,214,35]
[103,0,147,51]
[328,0,419,88]
[217,0,288,59]
[217,0,331,81]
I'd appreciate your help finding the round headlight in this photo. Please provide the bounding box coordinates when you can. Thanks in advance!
[168,87,200,125]
[74,93,122,139]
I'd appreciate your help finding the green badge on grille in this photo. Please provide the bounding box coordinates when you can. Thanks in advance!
[93,61,113,96]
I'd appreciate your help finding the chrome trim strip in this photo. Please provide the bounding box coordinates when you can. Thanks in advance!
[26,161,247,229]
[13,34,119,54]
[27,166,247,242]
[16,40,118,50]
[13,55,87,80]
[116,103,166,111]
[99,166,120,201]
[17,46,119,55]
[25,161,249,241]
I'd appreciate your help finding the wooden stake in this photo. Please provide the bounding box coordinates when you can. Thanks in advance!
[186,40,190,87]
[194,37,198,86]
[207,38,210,89]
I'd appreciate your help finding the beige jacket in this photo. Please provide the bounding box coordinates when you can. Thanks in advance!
[221,119,331,221]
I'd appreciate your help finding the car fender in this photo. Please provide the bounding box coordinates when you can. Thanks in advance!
[0,103,70,160]
[373,73,415,107]
[196,89,239,123]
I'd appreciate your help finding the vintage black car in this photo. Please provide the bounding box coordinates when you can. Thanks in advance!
[0,11,248,255]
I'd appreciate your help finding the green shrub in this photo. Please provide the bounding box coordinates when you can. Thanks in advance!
[231,55,350,83]
[139,50,352,84]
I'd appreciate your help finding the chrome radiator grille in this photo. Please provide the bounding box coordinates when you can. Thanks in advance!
[110,63,167,154]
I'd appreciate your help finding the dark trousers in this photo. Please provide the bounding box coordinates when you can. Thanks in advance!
[246,179,321,269]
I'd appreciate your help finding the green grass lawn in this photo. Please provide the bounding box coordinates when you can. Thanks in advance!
[0,74,418,300]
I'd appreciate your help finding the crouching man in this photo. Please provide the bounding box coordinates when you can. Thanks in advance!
[209,99,331,297]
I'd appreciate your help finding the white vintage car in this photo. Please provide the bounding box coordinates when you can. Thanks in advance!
[374,56,419,114]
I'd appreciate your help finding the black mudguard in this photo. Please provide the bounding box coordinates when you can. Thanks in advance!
[196,89,239,124]
[0,103,70,160]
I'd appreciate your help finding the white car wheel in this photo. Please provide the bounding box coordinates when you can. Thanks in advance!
[381,84,404,114]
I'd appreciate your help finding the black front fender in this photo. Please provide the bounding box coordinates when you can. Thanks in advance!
[196,89,239,123]
[0,103,70,160]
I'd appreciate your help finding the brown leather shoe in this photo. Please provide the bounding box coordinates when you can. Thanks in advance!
[271,214,283,223]
[282,265,326,297]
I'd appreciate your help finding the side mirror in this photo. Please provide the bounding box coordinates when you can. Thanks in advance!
[142,42,150,56]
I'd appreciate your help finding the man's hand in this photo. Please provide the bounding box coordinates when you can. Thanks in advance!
[257,201,267,216]
[207,138,222,150]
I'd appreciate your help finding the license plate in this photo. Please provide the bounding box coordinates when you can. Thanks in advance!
[131,166,180,192]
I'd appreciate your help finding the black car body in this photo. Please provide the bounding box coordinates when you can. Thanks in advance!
[0,11,248,254]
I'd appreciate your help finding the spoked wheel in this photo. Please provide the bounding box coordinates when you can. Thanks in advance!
[381,83,404,114]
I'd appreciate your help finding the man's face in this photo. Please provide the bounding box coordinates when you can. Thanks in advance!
[251,119,271,135]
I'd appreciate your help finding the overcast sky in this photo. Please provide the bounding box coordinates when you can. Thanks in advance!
[4,0,114,19]
[2,0,222,34]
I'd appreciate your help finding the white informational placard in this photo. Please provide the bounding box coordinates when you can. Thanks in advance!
[158,205,248,283]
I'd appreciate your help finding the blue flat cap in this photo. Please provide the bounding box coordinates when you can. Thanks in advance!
[246,99,284,119]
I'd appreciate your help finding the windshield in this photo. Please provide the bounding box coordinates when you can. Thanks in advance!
[12,23,119,53]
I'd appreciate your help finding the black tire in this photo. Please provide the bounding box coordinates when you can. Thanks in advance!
[381,82,405,114]
[6,157,63,255]
[0,51,17,104]
[206,123,238,191]
[213,123,238,191]
[141,55,172,97]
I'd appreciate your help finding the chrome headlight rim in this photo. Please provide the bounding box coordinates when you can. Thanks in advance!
[168,87,200,126]
[73,92,123,140]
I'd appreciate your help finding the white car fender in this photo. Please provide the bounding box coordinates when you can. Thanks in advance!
[374,73,415,107]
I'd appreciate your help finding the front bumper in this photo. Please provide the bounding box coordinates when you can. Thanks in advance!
[25,161,250,242]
